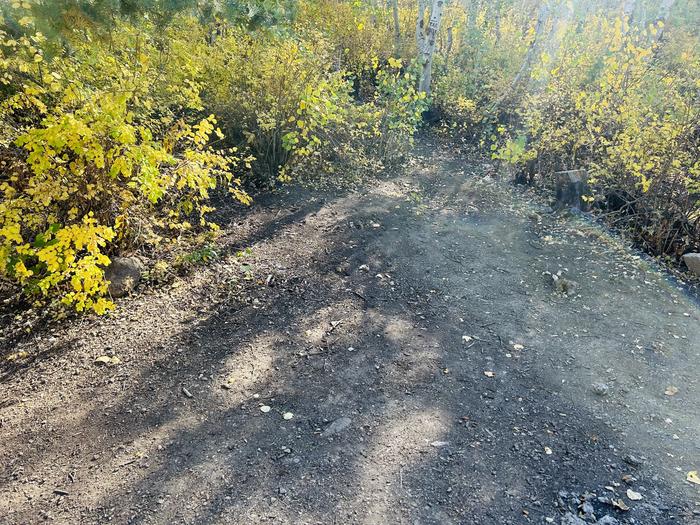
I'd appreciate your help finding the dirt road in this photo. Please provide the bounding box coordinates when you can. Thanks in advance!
[2,139,699,524]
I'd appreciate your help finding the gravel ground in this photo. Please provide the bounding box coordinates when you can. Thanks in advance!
[1,138,699,525]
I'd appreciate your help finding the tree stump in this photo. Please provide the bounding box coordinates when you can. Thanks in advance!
[554,169,590,211]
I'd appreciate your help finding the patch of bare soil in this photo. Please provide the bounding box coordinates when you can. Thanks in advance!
[1,137,699,525]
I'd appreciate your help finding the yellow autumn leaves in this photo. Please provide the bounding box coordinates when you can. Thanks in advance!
[0,16,251,314]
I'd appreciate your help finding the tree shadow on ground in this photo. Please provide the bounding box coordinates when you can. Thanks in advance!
[2,156,694,525]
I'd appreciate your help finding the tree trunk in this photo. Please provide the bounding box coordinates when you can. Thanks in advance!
[416,0,427,49]
[444,25,453,65]
[416,0,445,96]
[368,0,378,27]
[491,1,549,110]
[622,0,636,20]
[654,0,676,42]
[392,0,401,52]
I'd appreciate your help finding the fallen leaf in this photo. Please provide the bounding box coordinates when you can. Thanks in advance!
[611,499,629,511]
[687,471,700,485]
[512,344,524,351]
[260,405,271,413]
[544,446,553,455]
[664,386,679,396]
[626,489,643,501]
[484,371,495,378]
[621,474,637,484]
[462,335,473,344]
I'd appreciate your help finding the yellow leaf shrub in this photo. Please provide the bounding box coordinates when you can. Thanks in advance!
[0,15,250,313]
[198,18,425,183]
[514,15,700,254]
[434,4,700,257]
[0,2,432,316]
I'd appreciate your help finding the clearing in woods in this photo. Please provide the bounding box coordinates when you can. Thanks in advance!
[1,138,699,524]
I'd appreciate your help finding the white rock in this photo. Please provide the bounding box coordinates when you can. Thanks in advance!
[682,253,700,276]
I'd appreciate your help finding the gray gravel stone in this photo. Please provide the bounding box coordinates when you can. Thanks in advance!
[322,417,352,437]
[561,512,587,525]
[592,382,610,396]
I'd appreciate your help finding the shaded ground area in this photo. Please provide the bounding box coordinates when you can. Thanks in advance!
[1,138,699,524]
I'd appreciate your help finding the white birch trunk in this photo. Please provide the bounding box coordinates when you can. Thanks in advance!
[492,1,548,110]
[416,0,445,96]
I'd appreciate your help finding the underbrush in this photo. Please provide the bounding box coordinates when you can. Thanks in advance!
[0,2,425,315]
[431,3,700,263]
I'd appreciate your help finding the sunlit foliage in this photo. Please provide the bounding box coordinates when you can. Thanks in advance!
[0,0,424,313]
[432,0,700,258]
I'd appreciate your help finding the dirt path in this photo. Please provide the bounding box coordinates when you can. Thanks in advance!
[2,139,699,525]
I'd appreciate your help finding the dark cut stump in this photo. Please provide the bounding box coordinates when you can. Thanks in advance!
[554,169,590,211]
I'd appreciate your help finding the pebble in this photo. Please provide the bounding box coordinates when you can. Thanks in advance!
[623,454,643,467]
[581,501,595,518]
[592,382,610,396]
[561,512,587,525]
[322,417,352,437]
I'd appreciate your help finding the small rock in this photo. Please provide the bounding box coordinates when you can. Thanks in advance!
[623,454,643,467]
[580,501,595,518]
[94,355,120,366]
[282,412,294,420]
[358,264,370,272]
[260,405,271,413]
[322,417,352,437]
[682,253,700,276]
[621,473,637,484]
[560,512,587,525]
[104,256,144,298]
[596,516,619,525]
[553,274,577,295]
[626,489,643,501]
[592,382,610,396]
[430,441,449,448]
[335,262,350,275]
